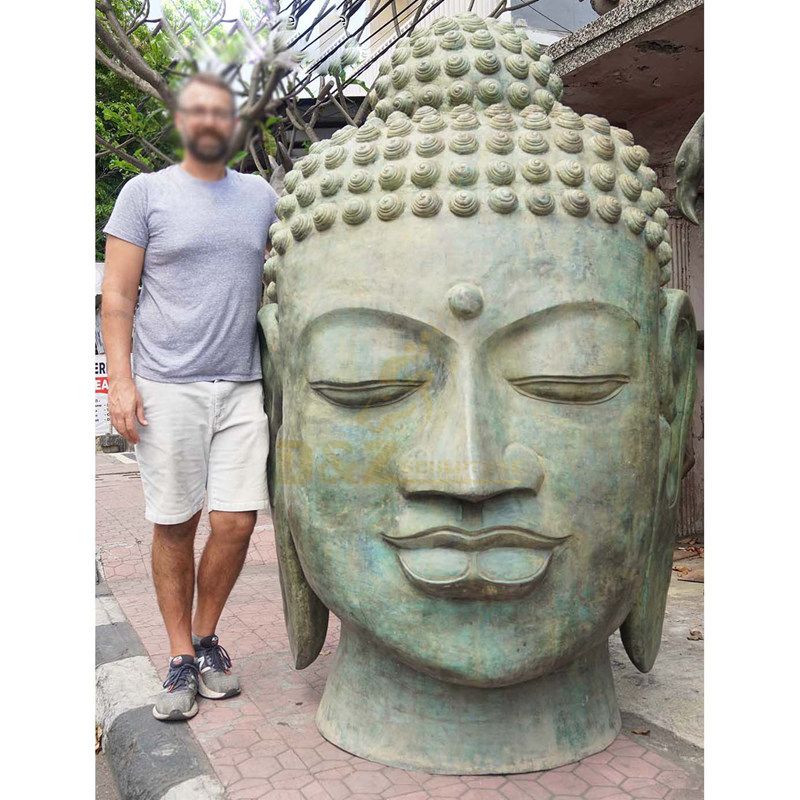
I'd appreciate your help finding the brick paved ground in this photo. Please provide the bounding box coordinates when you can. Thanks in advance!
[96,453,703,800]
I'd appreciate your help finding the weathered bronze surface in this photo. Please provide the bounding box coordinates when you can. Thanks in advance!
[258,12,696,774]
[676,112,704,224]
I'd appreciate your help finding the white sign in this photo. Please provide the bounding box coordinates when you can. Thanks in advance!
[95,355,111,436]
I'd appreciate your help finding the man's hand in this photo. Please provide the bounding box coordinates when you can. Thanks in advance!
[109,377,147,444]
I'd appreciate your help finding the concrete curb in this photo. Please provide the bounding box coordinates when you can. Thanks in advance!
[96,568,225,800]
[620,711,704,787]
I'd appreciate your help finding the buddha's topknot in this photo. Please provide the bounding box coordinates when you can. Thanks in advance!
[264,13,673,305]
[369,13,562,119]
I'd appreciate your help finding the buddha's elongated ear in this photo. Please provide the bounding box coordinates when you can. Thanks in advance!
[620,289,696,672]
[258,305,329,669]
[258,304,283,487]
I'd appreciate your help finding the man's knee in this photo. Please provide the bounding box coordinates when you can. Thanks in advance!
[209,510,256,543]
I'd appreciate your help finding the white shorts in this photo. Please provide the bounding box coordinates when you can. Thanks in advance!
[133,375,270,524]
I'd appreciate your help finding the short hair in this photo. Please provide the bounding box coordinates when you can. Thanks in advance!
[178,72,236,112]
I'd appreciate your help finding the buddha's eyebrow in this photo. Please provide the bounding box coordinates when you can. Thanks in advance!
[302,306,453,345]
[486,301,640,344]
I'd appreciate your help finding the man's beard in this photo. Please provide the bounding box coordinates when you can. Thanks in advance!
[185,131,230,163]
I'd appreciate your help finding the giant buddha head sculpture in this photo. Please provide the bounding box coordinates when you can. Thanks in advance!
[258,12,696,775]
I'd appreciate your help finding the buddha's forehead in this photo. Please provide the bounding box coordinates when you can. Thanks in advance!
[279,215,656,343]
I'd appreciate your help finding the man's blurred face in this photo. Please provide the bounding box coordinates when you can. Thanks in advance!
[175,81,236,163]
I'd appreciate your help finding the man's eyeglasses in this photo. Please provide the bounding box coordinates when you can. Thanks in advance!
[178,106,235,121]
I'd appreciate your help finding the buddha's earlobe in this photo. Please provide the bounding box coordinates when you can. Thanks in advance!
[621,289,696,672]
[273,428,330,669]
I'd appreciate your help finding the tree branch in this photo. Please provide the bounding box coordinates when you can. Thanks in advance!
[353,87,373,127]
[285,100,320,143]
[390,1,401,37]
[331,74,356,126]
[276,139,293,173]
[126,1,151,35]
[411,0,429,30]
[96,45,162,101]
[155,15,195,68]
[201,0,227,35]
[136,137,176,165]
[96,134,154,173]
[246,61,263,107]
[491,0,540,16]
[243,63,288,119]
[509,0,542,8]
[248,132,269,179]
[231,64,290,154]
[96,3,176,110]
[306,79,332,130]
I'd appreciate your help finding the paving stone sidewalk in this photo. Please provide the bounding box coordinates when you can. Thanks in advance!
[96,453,703,800]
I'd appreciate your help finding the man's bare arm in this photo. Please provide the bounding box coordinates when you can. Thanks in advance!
[102,235,147,443]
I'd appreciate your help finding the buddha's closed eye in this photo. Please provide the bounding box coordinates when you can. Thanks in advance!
[508,375,629,405]
[310,379,424,408]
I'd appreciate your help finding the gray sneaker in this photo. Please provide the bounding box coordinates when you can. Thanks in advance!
[152,654,199,721]
[193,634,241,699]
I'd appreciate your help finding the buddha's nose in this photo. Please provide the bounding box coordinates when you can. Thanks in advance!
[397,358,544,503]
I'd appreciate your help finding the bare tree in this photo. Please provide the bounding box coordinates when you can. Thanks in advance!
[489,1,542,19]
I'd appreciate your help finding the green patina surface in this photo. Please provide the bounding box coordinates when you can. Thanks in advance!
[675,112,704,225]
[257,11,696,775]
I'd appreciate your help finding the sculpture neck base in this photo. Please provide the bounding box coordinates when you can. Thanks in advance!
[315,624,621,775]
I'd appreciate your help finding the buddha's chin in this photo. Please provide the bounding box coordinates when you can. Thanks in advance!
[383,637,586,689]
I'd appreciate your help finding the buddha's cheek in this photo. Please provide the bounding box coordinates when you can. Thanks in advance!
[280,400,412,617]
[532,394,658,592]
[529,397,659,648]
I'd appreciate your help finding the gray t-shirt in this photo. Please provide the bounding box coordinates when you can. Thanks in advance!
[103,164,278,382]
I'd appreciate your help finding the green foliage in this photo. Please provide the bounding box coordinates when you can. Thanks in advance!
[164,0,250,64]
[261,116,281,157]
[95,84,175,256]
[95,5,178,259]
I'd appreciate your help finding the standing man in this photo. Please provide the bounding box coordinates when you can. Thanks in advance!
[102,73,278,721]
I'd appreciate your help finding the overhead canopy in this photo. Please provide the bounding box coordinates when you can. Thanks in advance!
[550,0,703,169]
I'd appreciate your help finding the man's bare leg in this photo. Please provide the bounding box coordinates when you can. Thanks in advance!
[192,510,256,637]
[152,509,202,657]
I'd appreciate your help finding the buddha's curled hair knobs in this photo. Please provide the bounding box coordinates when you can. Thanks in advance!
[561,189,590,217]
[556,159,584,187]
[289,213,313,241]
[379,164,406,191]
[596,196,622,224]
[590,164,616,192]
[342,197,371,225]
[412,190,443,217]
[525,189,555,216]
[489,187,519,214]
[376,194,405,221]
[313,203,337,232]
[449,190,480,217]
[411,162,440,188]
[265,13,675,279]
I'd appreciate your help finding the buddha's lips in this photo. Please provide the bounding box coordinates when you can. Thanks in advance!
[381,526,569,552]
